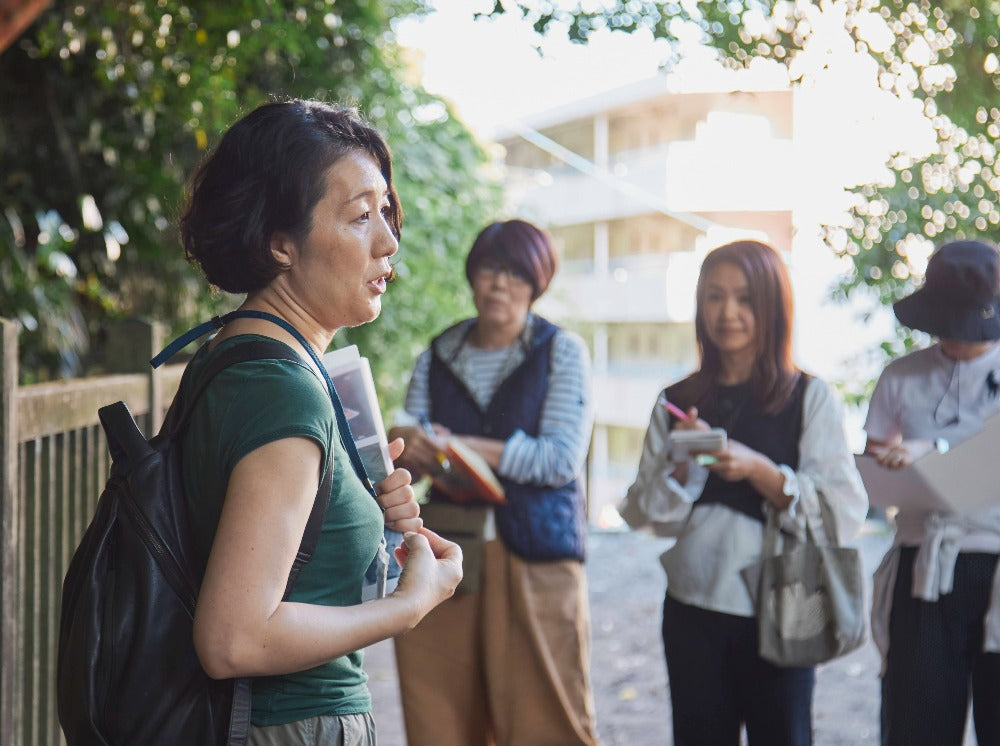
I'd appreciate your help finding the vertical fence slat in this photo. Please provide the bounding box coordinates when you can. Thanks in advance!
[1,319,21,746]
[104,319,164,436]
[42,435,56,746]
[25,439,40,746]
[57,431,70,746]
[72,430,83,546]
[17,442,27,745]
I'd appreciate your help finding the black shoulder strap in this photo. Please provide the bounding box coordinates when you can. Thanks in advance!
[166,340,332,599]
[166,340,301,437]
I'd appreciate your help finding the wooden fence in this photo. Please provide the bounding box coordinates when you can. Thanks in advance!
[0,318,185,746]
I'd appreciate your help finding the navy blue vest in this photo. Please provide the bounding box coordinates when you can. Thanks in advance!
[665,373,808,523]
[428,316,586,562]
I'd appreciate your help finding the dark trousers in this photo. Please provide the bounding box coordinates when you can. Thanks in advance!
[882,547,1000,746]
[661,593,814,746]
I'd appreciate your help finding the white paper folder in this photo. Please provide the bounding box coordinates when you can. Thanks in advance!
[856,412,1000,514]
[323,345,394,485]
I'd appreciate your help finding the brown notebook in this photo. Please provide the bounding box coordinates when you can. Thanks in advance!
[431,438,506,505]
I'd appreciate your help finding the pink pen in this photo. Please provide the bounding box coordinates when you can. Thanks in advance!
[659,397,690,422]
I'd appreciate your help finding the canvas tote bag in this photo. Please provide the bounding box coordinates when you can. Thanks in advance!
[741,499,865,667]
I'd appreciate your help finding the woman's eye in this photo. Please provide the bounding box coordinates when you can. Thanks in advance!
[358,211,371,222]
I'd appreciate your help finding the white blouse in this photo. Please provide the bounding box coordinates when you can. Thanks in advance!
[619,376,869,617]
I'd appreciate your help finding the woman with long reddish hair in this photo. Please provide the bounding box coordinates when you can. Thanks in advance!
[620,240,867,745]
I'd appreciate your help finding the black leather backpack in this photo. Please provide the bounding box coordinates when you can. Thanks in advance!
[57,340,331,745]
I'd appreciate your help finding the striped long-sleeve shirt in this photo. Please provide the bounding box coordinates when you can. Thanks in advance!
[402,315,593,488]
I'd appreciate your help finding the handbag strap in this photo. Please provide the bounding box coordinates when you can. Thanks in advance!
[762,487,843,558]
[806,492,842,547]
[152,310,376,496]
[762,508,783,557]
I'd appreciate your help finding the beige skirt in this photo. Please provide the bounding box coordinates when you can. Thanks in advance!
[394,539,599,746]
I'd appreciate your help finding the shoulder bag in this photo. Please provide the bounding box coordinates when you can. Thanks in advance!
[741,498,866,667]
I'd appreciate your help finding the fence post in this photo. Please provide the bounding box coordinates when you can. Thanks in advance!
[0,318,21,746]
[103,318,165,433]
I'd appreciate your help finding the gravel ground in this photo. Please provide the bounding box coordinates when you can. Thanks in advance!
[364,521,973,745]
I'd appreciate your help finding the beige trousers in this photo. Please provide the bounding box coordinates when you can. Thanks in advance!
[248,712,376,746]
[394,539,599,746]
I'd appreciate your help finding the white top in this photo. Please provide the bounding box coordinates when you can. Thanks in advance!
[619,376,869,617]
[401,314,593,488]
[864,342,1000,551]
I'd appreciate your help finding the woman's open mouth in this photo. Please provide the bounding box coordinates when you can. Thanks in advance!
[370,269,393,294]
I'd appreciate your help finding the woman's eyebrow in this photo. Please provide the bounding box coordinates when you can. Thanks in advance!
[344,186,381,205]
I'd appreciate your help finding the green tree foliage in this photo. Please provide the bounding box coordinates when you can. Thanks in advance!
[1,0,499,403]
[490,1,998,321]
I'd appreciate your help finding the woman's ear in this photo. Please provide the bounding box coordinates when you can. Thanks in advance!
[269,232,295,271]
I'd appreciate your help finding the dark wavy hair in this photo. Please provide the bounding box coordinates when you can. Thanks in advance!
[689,239,800,414]
[464,219,557,301]
[180,99,402,293]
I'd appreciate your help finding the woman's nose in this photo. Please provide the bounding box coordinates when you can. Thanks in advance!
[377,216,399,258]
[490,269,511,287]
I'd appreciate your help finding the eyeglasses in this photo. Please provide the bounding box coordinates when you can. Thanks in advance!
[473,262,533,289]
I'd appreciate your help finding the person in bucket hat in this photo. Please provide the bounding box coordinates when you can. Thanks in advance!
[892,239,1000,343]
[865,239,1000,746]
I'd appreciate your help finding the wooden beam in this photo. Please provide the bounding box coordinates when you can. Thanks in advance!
[15,364,185,441]
[0,0,50,54]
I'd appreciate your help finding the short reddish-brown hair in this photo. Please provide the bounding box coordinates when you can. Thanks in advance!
[464,220,557,301]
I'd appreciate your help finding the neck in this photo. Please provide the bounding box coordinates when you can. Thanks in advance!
[220,290,336,365]
[940,339,998,362]
[717,350,755,385]
[471,316,527,350]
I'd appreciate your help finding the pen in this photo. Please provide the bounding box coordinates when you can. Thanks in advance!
[659,396,690,422]
[419,416,451,472]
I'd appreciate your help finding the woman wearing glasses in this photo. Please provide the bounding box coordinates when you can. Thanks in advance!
[865,239,1000,746]
[388,219,598,746]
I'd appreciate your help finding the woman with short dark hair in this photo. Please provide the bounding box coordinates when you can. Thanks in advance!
[389,219,598,746]
[176,99,462,745]
[620,240,868,745]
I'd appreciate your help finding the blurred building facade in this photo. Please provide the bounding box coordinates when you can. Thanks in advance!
[496,77,800,524]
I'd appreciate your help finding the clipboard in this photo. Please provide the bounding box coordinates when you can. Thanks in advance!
[856,411,1000,514]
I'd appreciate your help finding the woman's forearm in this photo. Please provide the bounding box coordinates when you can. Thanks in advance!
[196,593,422,679]
[454,434,505,469]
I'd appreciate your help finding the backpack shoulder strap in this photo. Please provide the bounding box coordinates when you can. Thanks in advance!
[166,340,304,437]
[165,339,331,599]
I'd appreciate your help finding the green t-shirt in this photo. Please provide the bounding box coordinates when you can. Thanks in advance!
[178,335,384,724]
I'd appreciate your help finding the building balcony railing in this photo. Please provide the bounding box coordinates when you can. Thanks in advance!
[536,251,703,323]
[505,138,796,227]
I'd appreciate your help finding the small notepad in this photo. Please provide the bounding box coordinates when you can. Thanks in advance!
[669,428,727,459]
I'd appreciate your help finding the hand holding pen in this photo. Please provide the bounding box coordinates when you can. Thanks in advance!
[657,394,717,466]
[660,398,693,423]
[657,394,702,429]
[419,416,451,473]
